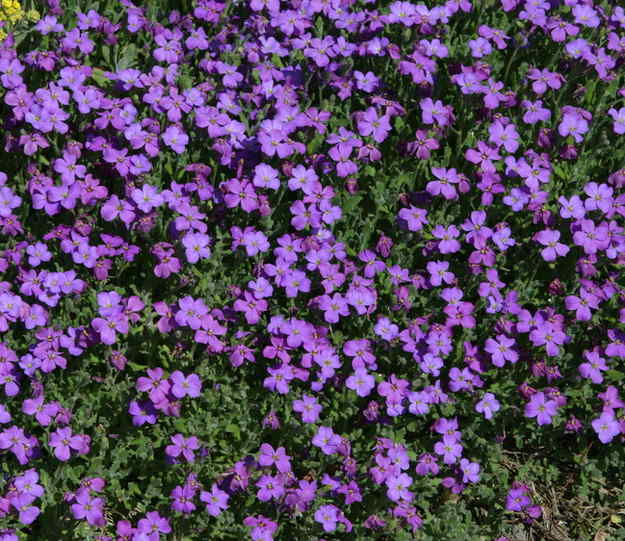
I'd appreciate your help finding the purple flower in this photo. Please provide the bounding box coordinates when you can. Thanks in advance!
[572,4,600,27]
[162,125,189,154]
[70,488,105,527]
[506,486,531,511]
[128,400,157,426]
[592,411,621,443]
[558,113,588,143]
[374,317,399,341]
[292,394,322,423]
[459,458,481,483]
[356,107,392,143]
[312,426,341,455]
[170,371,202,398]
[346,369,376,397]
[529,323,568,357]
[175,296,208,330]
[131,185,163,213]
[427,167,459,200]
[432,225,461,254]
[521,100,551,124]
[475,392,500,420]
[255,474,285,502]
[170,484,196,514]
[200,484,229,516]
[165,434,200,463]
[524,392,558,425]
[398,205,428,231]
[608,107,625,135]
[258,443,291,473]
[578,349,608,383]
[136,511,171,537]
[314,504,339,532]
[182,232,211,263]
[26,242,52,267]
[243,515,278,541]
[48,427,84,461]
[433,434,463,464]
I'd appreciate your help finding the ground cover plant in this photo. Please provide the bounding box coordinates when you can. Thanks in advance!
[0,0,624,539]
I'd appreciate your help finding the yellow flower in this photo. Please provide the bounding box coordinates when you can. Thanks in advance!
[26,8,38,22]
[0,0,22,23]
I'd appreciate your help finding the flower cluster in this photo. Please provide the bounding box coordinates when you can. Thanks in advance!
[0,0,623,539]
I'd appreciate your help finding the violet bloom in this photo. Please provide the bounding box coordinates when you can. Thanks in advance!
[136,511,171,538]
[312,426,341,455]
[26,242,52,267]
[427,167,459,200]
[374,317,399,341]
[524,391,558,425]
[91,313,128,345]
[0,404,10,423]
[131,185,163,213]
[165,434,200,463]
[48,427,84,461]
[420,98,452,126]
[529,323,567,357]
[432,225,461,254]
[170,484,196,514]
[565,290,599,322]
[170,371,202,398]
[182,232,211,263]
[558,195,585,219]
[578,349,608,383]
[258,443,291,473]
[485,335,518,367]
[608,107,625,135]
[256,474,285,502]
[200,484,229,516]
[489,121,519,153]
[357,107,392,143]
[128,400,157,426]
[253,164,280,190]
[434,435,463,465]
[22,395,58,426]
[475,392,500,420]
[592,411,621,443]
[346,369,375,397]
[162,125,189,154]
[292,394,322,423]
[175,296,208,330]
[506,486,531,511]
[572,3,600,27]
[521,100,551,124]
[558,113,588,143]
[317,293,349,323]
[386,473,414,502]
[314,504,339,532]
[527,68,564,95]
[459,458,481,483]
[70,488,105,527]
[398,205,428,231]
[243,515,278,541]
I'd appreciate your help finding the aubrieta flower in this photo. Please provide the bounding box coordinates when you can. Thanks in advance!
[243,515,278,541]
[312,426,342,455]
[70,487,105,527]
[475,392,501,419]
[524,391,558,426]
[200,484,229,516]
[592,411,621,444]
[165,433,200,463]
[292,394,322,423]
